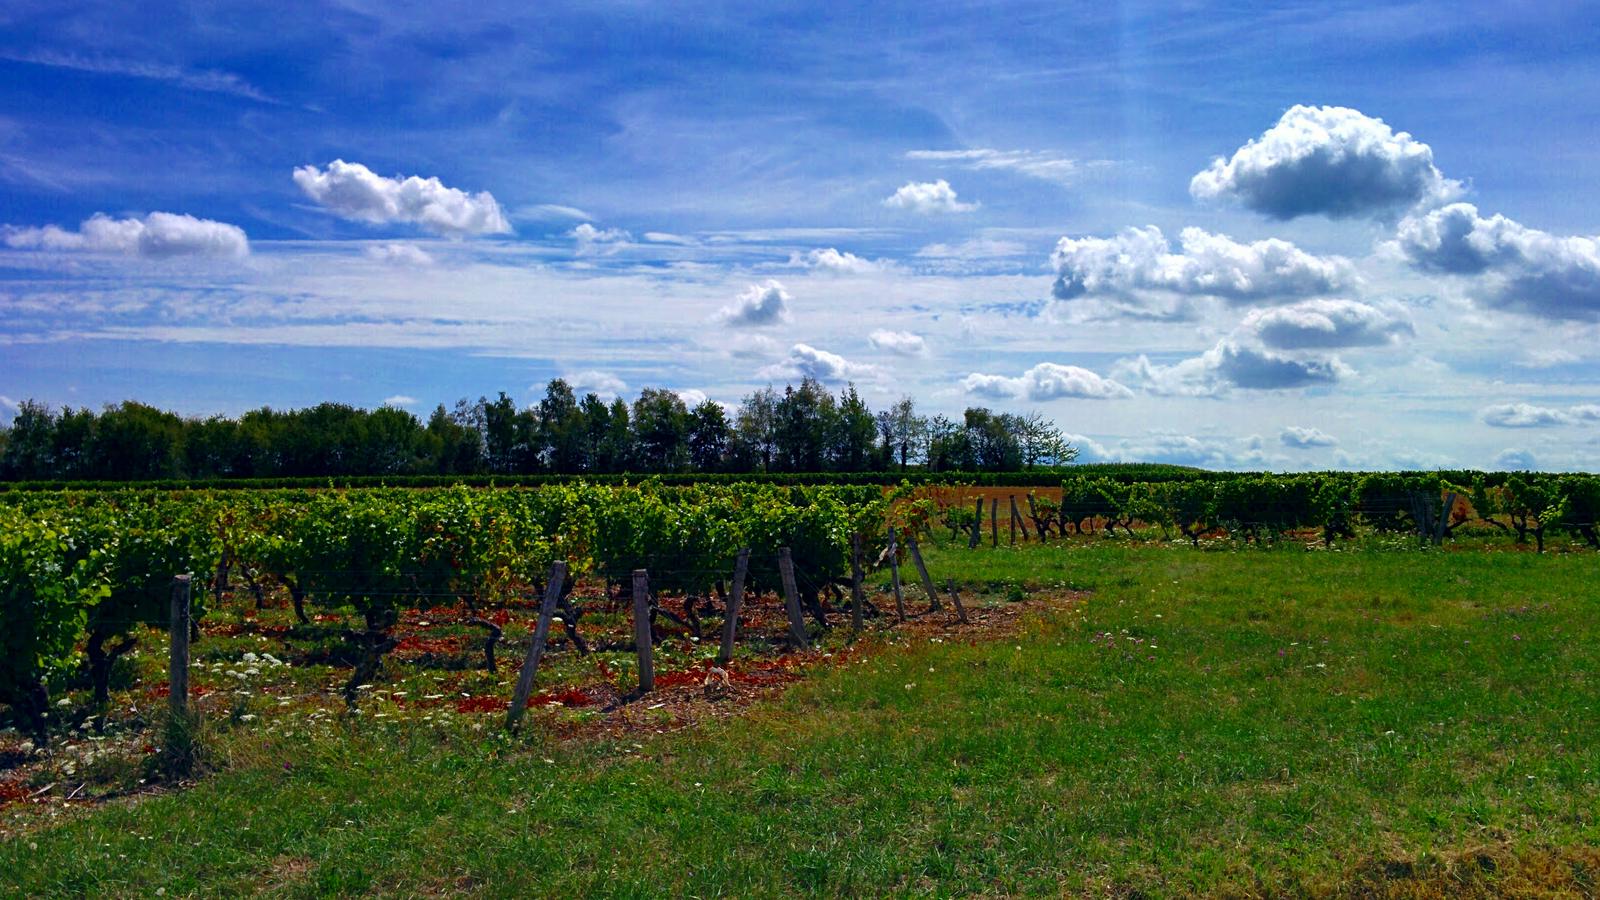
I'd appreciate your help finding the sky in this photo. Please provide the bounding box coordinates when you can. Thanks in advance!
[2,0,1599,471]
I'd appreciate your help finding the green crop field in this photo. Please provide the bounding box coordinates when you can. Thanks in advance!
[4,534,1598,897]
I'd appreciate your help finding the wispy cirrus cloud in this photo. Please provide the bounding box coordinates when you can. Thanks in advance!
[905,148,1111,186]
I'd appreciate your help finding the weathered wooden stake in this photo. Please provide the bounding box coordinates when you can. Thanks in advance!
[506,560,568,730]
[1436,492,1457,545]
[990,498,999,548]
[168,575,192,719]
[849,534,867,635]
[906,535,940,612]
[968,497,983,549]
[888,526,907,622]
[777,548,810,650]
[717,549,751,665]
[1008,495,1018,545]
[1010,495,1027,543]
[1026,493,1043,541]
[632,569,655,692]
[945,578,969,624]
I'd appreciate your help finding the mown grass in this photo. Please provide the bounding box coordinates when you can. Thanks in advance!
[4,539,1599,897]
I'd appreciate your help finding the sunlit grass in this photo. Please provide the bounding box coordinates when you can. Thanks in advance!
[4,539,1598,896]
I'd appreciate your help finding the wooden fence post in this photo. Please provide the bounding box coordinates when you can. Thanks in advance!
[777,548,810,650]
[1008,495,1017,545]
[849,534,866,636]
[632,569,655,693]
[990,498,999,548]
[506,560,568,730]
[168,575,192,720]
[888,527,907,622]
[969,497,982,549]
[717,549,751,665]
[945,579,969,624]
[906,536,940,612]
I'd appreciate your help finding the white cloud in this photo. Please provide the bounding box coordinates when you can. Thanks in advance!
[1051,226,1349,311]
[715,280,792,327]
[0,49,275,102]
[1493,448,1537,471]
[1280,425,1338,448]
[883,179,978,214]
[1113,433,1245,469]
[916,238,1027,259]
[788,247,880,274]
[292,159,511,237]
[1113,339,1348,396]
[758,343,877,383]
[1190,105,1459,220]
[643,231,696,245]
[382,394,417,407]
[3,212,249,258]
[513,203,592,222]
[570,222,633,253]
[1521,348,1582,368]
[867,329,927,356]
[1239,299,1412,350]
[1394,203,1600,321]
[961,363,1133,401]
[563,370,628,400]
[675,388,709,408]
[364,243,435,266]
[1480,402,1600,428]
[905,149,1110,186]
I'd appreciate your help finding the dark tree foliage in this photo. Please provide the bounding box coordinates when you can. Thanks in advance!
[0,384,1076,481]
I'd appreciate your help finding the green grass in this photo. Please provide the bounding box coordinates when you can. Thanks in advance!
[4,540,1600,896]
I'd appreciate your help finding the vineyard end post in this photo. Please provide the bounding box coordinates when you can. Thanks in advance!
[506,560,568,731]
[717,549,751,665]
[632,569,655,693]
[945,578,970,624]
[168,574,192,720]
[888,526,906,622]
[777,548,810,650]
[906,535,940,612]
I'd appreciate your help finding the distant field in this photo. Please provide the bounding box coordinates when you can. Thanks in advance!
[4,538,1598,897]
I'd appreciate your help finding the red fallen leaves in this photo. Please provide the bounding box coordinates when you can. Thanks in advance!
[394,635,465,655]
[454,687,599,714]
[147,682,214,699]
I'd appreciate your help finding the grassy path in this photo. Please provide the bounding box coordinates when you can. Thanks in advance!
[4,542,1599,896]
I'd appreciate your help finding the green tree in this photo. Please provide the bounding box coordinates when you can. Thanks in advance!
[631,388,690,472]
[687,399,731,472]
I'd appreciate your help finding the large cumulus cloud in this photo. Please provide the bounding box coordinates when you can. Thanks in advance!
[758,343,877,382]
[1394,203,1600,320]
[1239,299,1412,350]
[961,363,1133,401]
[1051,226,1350,313]
[293,160,511,237]
[3,212,249,258]
[1190,105,1459,220]
[1113,339,1348,397]
[715,280,792,327]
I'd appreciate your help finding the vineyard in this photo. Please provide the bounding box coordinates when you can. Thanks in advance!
[5,469,1600,738]
[2,472,1600,893]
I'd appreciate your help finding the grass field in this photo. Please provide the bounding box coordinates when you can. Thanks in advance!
[3,538,1599,896]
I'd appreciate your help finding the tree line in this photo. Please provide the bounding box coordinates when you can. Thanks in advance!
[0,378,1077,481]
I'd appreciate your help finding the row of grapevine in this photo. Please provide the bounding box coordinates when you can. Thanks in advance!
[1051,471,1600,548]
[0,481,897,730]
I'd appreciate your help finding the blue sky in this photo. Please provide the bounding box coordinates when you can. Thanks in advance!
[3,1,1599,470]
